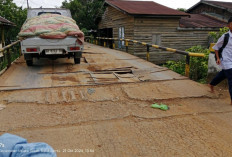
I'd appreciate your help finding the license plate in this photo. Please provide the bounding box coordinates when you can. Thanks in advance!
[45,49,63,55]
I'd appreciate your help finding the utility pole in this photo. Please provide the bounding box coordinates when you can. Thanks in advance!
[27,0,29,9]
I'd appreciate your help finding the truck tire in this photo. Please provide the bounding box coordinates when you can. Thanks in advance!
[26,60,33,66]
[74,58,80,64]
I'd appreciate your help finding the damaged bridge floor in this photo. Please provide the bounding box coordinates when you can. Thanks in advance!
[1,43,232,156]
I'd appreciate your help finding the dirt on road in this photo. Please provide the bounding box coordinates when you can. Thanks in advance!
[0,43,232,157]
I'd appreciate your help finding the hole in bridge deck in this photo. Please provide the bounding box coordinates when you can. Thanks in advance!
[115,71,132,74]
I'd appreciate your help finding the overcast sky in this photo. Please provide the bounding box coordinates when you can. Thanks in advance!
[13,0,232,9]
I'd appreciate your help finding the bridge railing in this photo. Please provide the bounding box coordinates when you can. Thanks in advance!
[0,40,21,72]
[87,37,205,77]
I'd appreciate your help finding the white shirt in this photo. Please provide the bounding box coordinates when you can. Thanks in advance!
[213,31,232,70]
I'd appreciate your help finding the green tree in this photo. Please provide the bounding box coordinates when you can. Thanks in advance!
[177,8,186,12]
[209,27,229,43]
[61,0,105,31]
[0,0,27,42]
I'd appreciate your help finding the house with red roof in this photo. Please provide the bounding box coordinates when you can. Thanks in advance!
[98,0,227,64]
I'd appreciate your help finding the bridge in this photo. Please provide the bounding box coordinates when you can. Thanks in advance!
[0,42,232,156]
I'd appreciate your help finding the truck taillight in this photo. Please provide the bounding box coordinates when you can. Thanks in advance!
[26,48,37,52]
[69,47,80,51]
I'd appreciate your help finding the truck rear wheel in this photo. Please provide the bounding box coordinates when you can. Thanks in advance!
[26,60,33,66]
[74,58,80,64]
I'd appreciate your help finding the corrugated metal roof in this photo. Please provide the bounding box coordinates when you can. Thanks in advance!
[205,1,232,10]
[0,16,15,26]
[187,1,232,13]
[106,0,189,16]
[180,14,227,28]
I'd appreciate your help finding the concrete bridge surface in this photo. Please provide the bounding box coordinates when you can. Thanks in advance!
[0,43,232,156]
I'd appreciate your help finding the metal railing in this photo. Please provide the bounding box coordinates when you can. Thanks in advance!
[87,37,205,77]
[0,40,21,71]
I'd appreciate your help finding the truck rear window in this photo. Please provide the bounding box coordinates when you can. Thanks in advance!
[38,12,61,16]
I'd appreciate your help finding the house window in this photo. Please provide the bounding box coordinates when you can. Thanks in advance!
[118,26,125,48]
[152,34,161,45]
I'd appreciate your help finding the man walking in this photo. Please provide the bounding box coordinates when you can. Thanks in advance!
[209,17,232,105]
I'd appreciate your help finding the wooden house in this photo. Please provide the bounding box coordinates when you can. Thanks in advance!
[187,0,232,22]
[0,16,15,48]
[98,0,227,64]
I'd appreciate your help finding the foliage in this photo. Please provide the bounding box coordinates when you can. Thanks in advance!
[61,0,105,31]
[177,8,186,12]
[187,45,210,83]
[165,60,185,76]
[164,45,210,83]
[209,27,229,43]
[0,0,27,43]
[0,46,20,71]
[81,28,88,36]
[0,0,24,70]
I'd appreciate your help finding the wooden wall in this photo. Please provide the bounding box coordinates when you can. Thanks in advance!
[98,6,134,51]
[98,6,219,64]
[188,3,232,20]
[133,17,215,64]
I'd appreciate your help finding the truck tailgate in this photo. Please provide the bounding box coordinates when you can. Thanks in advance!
[21,37,77,46]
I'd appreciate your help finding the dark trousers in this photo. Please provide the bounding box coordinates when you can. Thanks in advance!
[210,68,232,100]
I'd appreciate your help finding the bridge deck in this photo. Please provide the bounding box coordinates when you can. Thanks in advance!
[0,43,185,90]
[0,43,232,157]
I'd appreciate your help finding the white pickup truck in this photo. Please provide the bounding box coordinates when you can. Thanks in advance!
[20,8,83,66]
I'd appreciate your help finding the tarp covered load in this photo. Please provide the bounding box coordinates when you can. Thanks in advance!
[18,14,84,44]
